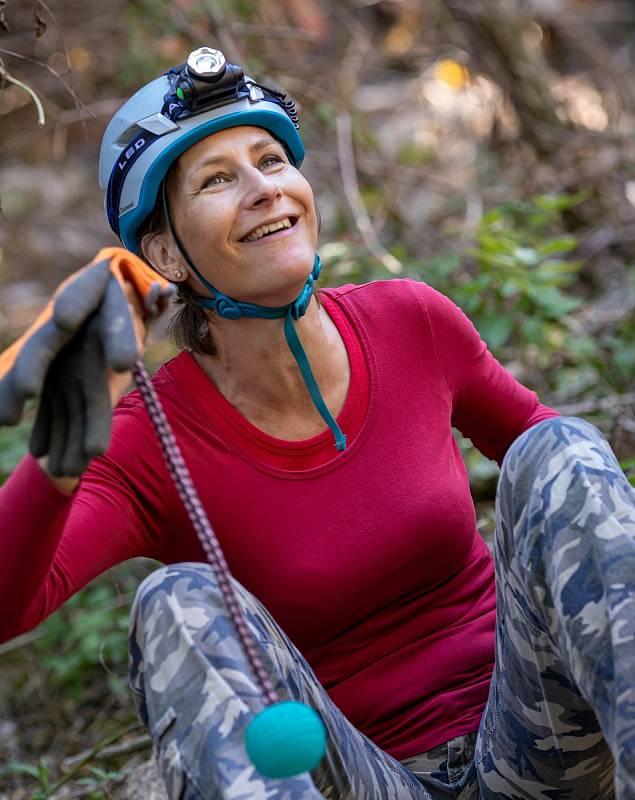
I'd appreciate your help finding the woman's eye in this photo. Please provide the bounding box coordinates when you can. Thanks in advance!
[202,174,227,188]
[260,154,284,169]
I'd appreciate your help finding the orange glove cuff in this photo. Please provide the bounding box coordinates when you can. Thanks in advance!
[91,247,171,303]
[0,248,169,380]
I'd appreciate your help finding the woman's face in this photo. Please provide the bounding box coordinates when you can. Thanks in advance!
[164,125,318,306]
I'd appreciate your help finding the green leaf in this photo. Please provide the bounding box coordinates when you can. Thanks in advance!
[478,314,514,348]
[396,141,436,166]
[87,766,126,780]
[537,236,578,256]
[620,458,635,486]
[565,335,599,360]
[514,247,541,267]
[425,253,461,279]
[533,191,589,211]
[536,259,581,285]
[478,252,520,271]
[315,100,336,126]
[612,343,635,372]
[1,761,41,778]
[527,285,581,316]
[482,208,504,225]
[38,756,49,790]
[477,233,513,255]
[0,418,30,474]
[521,317,546,346]
[500,278,519,298]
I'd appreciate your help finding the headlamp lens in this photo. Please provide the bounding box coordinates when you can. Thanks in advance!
[187,47,226,78]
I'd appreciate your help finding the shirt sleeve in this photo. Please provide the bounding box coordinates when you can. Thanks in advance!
[0,400,172,644]
[418,282,560,465]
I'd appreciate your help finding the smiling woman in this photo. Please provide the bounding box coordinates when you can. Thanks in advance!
[1,45,635,800]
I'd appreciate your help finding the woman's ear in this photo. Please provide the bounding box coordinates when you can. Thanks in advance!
[141,231,189,284]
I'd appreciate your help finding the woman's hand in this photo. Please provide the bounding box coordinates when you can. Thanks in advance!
[0,249,174,483]
[36,355,141,493]
[37,324,144,493]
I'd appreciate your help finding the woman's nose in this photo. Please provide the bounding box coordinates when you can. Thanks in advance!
[243,168,283,208]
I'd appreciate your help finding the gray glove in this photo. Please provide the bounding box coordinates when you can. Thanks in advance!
[0,256,174,476]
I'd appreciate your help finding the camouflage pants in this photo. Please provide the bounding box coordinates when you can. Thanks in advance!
[129,416,635,799]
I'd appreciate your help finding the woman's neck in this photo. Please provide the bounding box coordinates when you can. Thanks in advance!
[191,297,350,422]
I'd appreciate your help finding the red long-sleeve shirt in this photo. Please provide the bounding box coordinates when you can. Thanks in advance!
[0,279,559,759]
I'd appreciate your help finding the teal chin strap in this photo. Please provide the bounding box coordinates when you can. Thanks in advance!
[162,185,346,451]
[283,304,346,451]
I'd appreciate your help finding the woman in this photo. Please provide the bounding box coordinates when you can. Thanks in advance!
[0,47,634,800]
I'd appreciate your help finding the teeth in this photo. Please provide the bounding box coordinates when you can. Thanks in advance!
[243,217,292,242]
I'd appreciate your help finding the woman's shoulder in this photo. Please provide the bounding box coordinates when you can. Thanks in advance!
[111,350,194,443]
[323,278,452,320]
[325,277,444,304]
[115,351,192,410]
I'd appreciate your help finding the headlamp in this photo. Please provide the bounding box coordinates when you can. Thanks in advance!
[160,47,299,129]
[166,49,245,118]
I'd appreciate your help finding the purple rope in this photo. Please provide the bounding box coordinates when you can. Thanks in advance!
[132,358,279,707]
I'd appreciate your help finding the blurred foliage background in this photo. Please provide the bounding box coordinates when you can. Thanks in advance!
[1,0,635,796]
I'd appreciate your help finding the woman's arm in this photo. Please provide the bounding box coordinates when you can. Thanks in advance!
[418,283,560,465]
[0,402,172,644]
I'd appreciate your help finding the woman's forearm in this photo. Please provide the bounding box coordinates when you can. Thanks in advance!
[0,455,75,643]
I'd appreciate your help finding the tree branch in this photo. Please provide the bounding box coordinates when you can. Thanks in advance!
[335,112,403,274]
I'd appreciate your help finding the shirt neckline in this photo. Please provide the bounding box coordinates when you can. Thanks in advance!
[164,289,373,475]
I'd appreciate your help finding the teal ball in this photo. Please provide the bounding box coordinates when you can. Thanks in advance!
[245,701,327,779]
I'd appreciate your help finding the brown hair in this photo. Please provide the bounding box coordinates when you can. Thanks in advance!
[138,162,217,356]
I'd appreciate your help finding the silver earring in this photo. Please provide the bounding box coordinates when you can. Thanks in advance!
[172,270,184,280]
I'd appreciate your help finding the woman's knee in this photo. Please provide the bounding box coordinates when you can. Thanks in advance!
[493,416,618,573]
[497,416,615,518]
[128,561,298,693]
[131,561,221,624]
[503,415,608,480]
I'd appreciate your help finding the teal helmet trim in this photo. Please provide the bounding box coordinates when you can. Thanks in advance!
[117,109,304,252]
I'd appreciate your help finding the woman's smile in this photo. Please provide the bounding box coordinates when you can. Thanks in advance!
[239,215,301,245]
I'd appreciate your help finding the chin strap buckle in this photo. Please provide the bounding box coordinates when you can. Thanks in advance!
[290,255,321,321]
[290,274,314,321]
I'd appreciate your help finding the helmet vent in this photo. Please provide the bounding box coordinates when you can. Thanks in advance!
[115,123,145,146]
